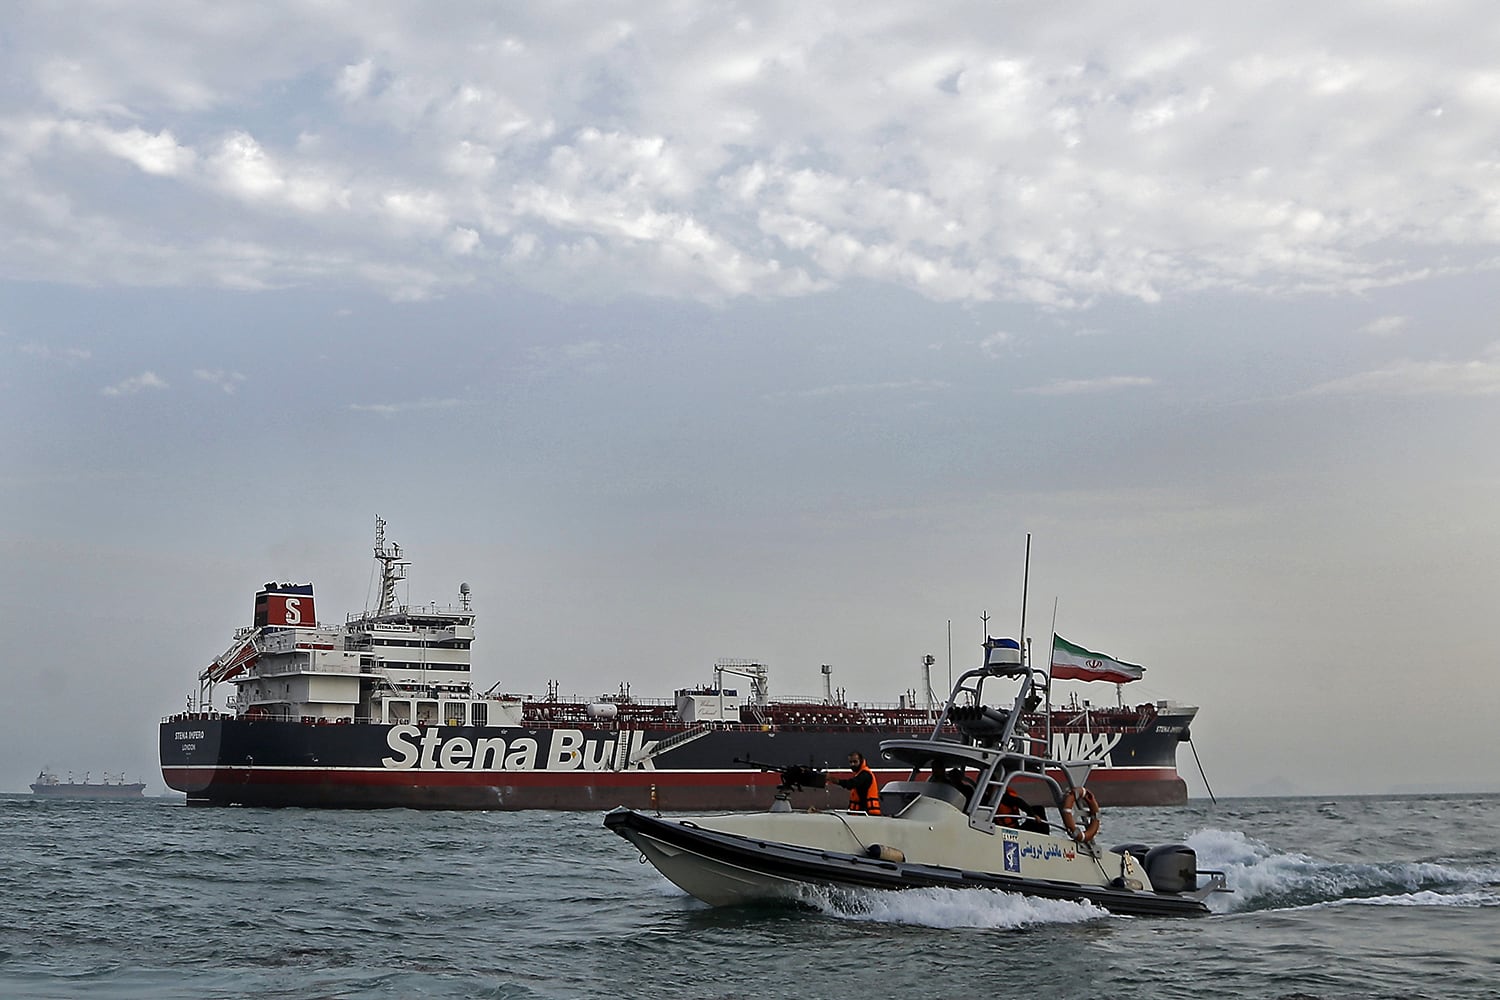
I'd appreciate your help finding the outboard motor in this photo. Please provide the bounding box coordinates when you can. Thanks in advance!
[1144,844,1199,894]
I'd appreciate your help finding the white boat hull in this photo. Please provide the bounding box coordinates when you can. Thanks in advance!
[605,797,1224,917]
[629,825,810,906]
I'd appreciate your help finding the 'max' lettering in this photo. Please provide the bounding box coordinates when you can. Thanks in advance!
[381,726,658,771]
[1050,732,1122,761]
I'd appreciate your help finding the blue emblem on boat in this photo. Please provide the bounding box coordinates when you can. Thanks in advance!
[1003,839,1021,873]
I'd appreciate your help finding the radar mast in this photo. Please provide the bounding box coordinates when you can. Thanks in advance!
[373,516,409,615]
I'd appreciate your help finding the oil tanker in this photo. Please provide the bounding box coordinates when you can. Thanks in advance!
[159,519,1198,810]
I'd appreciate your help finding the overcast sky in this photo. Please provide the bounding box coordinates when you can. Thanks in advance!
[3,2,1497,798]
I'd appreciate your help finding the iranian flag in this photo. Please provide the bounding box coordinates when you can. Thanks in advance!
[1050,634,1145,684]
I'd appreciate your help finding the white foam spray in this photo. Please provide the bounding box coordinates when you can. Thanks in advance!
[800,885,1107,930]
[1184,827,1500,913]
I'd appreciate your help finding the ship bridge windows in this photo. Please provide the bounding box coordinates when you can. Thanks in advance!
[366,637,472,651]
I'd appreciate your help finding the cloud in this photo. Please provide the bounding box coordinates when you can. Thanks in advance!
[101,371,168,396]
[348,398,469,415]
[1303,353,1500,397]
[560,340,605,364]
[444,227,480,256]
[980,332,1014,358]
[204,131,349,213]
[1359,315,1408,336]
[523,339,616,377]
[194,369,247,394]
[5,5,1500,307]
[778,379,950,400]
[1021,375,1156,396]
[336,59,377,103]
[87,125,196,176]
[21,343,92,363]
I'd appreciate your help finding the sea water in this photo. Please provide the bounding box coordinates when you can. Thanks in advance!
[2,793,1496,999]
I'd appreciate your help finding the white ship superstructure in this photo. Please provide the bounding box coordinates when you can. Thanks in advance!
[202,517,522,729]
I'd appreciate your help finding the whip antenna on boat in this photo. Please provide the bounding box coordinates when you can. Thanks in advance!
[1018,533,1031,661]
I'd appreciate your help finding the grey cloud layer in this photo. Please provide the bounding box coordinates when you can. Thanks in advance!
[4,2,1499,305]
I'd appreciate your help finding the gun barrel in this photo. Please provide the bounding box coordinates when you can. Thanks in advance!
[731,756,828,790]
[732,756,787,772]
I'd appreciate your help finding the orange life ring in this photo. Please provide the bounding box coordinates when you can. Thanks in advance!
[997,802,1019,828]
[1061,787,1101,844]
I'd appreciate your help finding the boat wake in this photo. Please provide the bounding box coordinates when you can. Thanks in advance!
[1184,828,1500,913]
[651,821,1500,923]
[800,885,1107,930]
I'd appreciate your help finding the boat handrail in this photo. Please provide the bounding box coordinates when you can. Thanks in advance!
[969,766,1067,833]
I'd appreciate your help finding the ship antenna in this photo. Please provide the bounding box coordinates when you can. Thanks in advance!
[373,515,409,615]
[1018,533,1031,666]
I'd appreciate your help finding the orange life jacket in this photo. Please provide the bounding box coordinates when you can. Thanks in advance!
[847,763,881,815]
[998,791,1026,827]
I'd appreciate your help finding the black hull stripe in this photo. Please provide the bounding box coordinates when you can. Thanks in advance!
[160,718,1190,809]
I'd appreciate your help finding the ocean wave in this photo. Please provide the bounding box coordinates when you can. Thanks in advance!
[1309,888,1500,909]
[1185,827,1500,913]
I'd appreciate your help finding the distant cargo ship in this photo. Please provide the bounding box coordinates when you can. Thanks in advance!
[31,770,146,799]
[160,519,1198,810]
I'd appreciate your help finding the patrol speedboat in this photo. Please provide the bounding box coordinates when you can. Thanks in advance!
[604,635,1228,917]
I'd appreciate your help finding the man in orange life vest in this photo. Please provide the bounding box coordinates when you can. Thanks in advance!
[837,751,881,814]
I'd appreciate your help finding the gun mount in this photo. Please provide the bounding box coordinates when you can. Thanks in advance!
[734,756,828,792]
